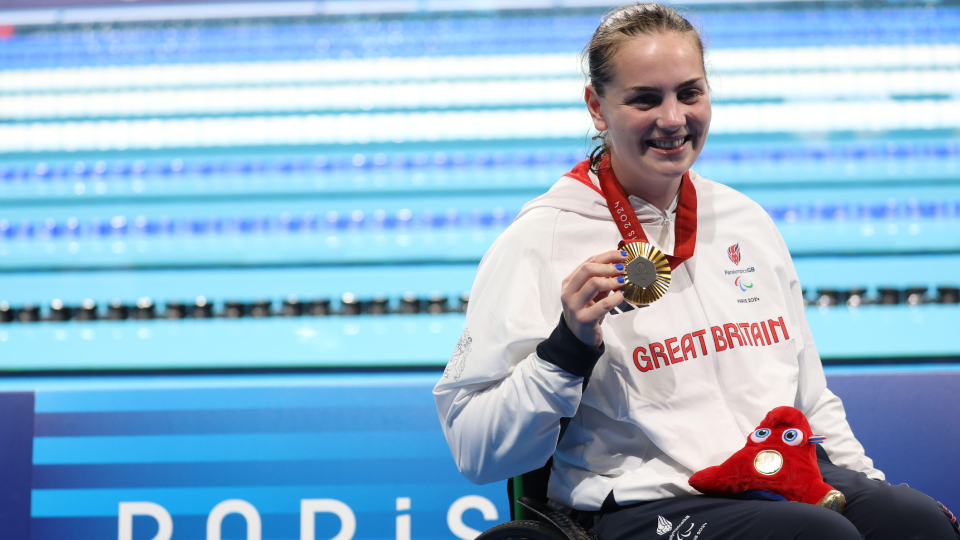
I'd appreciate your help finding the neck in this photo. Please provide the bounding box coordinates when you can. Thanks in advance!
[609,152,683,212]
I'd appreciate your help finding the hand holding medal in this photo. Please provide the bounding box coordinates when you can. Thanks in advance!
[558,161,698,346]
[559,249,630,348]
[597,162,698,305]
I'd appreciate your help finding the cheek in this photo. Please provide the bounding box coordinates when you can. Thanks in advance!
[614,112,653,139]
[696,101,712,129]
[607,117,643,151]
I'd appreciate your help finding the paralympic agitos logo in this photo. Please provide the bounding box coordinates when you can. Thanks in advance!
[734,276,754,292]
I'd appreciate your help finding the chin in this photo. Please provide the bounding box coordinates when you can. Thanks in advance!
[638,148,700,177]
[649,160,693,180]
[620,149,698,184]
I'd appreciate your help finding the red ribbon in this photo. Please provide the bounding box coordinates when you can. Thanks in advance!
[595,161,698,270]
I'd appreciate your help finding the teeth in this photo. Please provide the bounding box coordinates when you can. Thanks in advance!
[651,138,685,150]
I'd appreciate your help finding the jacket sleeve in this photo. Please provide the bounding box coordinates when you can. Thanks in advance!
[767,213,885,481]
[433,209,603,485]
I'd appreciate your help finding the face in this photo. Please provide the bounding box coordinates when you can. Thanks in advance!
[585,32,711,192]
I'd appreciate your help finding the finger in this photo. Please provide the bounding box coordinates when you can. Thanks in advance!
[587,286,620,309]
[581,290,625,322]
[570,274,624,310]
[587,249,630,265]
[565,260,627,296]
[591,288,612,305]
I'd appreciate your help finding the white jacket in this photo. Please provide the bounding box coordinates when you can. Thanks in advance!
[434,162,883,510]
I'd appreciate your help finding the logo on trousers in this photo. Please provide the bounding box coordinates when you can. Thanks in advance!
[656,516,672,535]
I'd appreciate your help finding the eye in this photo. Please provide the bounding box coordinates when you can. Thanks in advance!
[750,428,771,443]
[678,89,702,102]
[628,94,659,107]
[782,429,803,446]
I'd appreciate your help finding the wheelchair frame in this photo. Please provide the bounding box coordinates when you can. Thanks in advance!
[475,458,594,540]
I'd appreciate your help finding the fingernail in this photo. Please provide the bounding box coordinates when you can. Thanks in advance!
[615,264,624,271]
[620,251,628,256]
[617,276,625,284]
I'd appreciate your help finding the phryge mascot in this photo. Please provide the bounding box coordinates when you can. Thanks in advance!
[689,406,846,512]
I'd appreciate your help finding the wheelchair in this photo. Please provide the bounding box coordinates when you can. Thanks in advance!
[475,458,594,540]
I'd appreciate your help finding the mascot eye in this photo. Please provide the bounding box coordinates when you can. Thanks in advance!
[750,428,771,443]
[782,429,803,446]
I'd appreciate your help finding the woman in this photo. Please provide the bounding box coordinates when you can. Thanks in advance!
[434,4,958,539]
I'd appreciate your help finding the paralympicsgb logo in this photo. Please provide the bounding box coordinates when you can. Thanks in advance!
[727,243,741,265]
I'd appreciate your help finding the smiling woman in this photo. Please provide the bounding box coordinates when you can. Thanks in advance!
[433,4,960,540]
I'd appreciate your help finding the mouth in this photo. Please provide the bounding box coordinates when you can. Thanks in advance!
[647,135,692,154]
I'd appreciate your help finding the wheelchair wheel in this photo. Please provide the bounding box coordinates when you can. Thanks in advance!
[475,520,570,540]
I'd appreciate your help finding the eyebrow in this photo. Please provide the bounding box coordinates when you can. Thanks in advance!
[626,77,704,93]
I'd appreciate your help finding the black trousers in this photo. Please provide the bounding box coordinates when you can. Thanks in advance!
[590,452,959,540]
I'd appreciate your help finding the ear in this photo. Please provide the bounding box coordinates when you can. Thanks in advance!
[584,85,609,132]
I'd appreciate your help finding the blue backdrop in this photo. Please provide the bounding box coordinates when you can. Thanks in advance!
[2,375,507,540]
[0,366,957,540]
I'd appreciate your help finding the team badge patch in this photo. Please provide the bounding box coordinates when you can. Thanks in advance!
[443,329,473,381]
[727,243,741,265]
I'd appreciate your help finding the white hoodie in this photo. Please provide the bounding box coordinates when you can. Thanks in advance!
[434,162,883,510]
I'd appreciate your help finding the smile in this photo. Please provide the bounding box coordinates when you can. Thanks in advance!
[647,135,691,152]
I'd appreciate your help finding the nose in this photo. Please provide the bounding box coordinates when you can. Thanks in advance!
[657,98,684,132]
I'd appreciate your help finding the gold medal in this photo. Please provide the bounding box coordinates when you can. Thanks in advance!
[593,160,695,304]
[620,242,671,305]
[753,449,783,476]
[816,490,847,514]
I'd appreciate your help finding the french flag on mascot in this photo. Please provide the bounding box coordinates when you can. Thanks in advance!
[727,243,741,266]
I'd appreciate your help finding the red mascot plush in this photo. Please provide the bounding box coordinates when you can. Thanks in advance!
[688,406,846,513]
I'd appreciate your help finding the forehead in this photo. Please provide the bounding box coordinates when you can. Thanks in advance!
[607,32,705,89]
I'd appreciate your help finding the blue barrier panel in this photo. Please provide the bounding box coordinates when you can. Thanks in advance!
[0,392,34,540]
[5,374,508,540]
[0,367,956,539]
[825,365,960,513]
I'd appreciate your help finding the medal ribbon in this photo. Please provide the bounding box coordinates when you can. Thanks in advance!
[596,161,698,270]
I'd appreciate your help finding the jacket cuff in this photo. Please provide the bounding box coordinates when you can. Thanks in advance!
[536,316,604,378]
